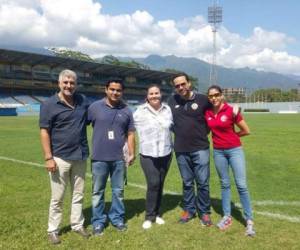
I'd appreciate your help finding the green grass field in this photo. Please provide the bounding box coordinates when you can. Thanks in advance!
[0,114,300,250]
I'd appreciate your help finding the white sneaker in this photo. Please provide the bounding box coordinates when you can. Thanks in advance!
[245,220,256,236]
[142,220,152,229]
[155,216,165,225]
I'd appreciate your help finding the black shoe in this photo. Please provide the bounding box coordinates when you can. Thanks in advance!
[114,223,127,232]
[48,232,61,245]
[73,227,90,238]
[93,225,104,236]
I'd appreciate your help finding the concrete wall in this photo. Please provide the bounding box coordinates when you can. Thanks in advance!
[16,104,40,116]
[0,108,17,116]
[234,102,300,113]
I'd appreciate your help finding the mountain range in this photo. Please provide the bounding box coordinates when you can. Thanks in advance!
[119,55,300,92]
[1,45,298,92]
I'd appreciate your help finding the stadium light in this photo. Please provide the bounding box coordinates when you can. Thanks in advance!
[208,0,222,85]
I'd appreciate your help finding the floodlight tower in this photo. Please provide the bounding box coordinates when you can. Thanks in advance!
[208,0,222,85]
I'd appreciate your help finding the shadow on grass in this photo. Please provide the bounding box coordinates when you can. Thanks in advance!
[60,195,245,234]
[60,193,182,234]
[211,198,245,225]
[81,194,181,227]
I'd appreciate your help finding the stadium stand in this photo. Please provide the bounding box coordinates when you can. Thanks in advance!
[14,94,39,105]
[33,95,49,103]
[0,48,177,115]
[0,93,22,106]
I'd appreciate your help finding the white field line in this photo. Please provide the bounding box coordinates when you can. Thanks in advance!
[0,156,45,168]
[1,155,300,223]
[255,211,300,223]
[235,201,300,207]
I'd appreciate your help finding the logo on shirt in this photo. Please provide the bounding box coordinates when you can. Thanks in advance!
[220,115,228,122]
[175,105,180,109]
[191,103,198,110]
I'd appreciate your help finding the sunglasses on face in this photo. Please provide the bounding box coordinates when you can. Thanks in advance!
[208,93,221,99]
[174,82,187,89]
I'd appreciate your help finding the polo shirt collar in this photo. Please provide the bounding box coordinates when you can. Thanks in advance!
[176,91,195,102]
[220,102,230,112]
[207,102,229,116]
[189,91,196,100]
[55,92,78,105]
[102,97,126,109]
[54,92,60,103]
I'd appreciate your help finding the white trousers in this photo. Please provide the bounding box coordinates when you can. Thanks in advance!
[47,157,87,233]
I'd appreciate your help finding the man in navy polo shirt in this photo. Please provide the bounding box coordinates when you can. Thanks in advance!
[168,73,213,226]
[88,78,135,235]
[39,69,90,244]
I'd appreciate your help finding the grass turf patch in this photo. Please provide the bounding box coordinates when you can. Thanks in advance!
[0,114,300,249]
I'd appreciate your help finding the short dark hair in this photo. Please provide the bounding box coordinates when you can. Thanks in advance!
[147,84,161,92]
[106,77,125,89]
[172,73,190,83]
[145,84,162,103]
[207,85,223,94]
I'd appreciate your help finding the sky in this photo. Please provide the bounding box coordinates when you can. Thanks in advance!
[0,0,300,76]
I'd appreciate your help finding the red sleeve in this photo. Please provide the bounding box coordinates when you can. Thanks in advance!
[234,111,243,123]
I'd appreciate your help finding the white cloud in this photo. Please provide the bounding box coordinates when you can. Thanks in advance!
[216,27,300,75]
[0,3,48,46]
[177,15,207,30]
[0,0,40,9]
[0,0,299,75]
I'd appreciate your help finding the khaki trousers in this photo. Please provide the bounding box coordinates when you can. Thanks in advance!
[47,157,87,233]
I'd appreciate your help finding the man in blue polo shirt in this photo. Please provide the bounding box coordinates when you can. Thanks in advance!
[39,69,90,244]
[88,78,135,235]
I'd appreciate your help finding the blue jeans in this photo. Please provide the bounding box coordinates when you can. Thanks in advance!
[91,160,125,228]
[176,149,211,215]
[213,146,253,220]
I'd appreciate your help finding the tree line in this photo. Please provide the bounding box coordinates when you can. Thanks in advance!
[226,88,299,103]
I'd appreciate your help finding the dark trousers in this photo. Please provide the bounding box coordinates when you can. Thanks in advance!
[140,153,172,221]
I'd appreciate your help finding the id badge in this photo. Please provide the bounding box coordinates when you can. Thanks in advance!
[108,130,115,140]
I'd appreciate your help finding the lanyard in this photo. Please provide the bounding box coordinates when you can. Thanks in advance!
[109,108,119,129]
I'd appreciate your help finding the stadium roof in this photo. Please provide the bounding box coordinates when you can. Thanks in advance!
[0,48,178,81]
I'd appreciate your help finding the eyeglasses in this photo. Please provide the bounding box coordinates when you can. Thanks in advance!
[208,93,221,99]
[174,82,187,89]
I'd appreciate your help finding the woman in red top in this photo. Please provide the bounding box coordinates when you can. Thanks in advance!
[205,85,255,236]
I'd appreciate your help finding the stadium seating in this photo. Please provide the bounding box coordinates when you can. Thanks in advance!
[14,95,40,104]
[33,72,52,81]
[0,93,22,106]
[33,95,49,103]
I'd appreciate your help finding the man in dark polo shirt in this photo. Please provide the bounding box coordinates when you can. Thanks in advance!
[88,78,135,235]
[168,73,212,226]
[39,69,90,244]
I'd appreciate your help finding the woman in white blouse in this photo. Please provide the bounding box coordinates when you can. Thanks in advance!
[133,85,173,230]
